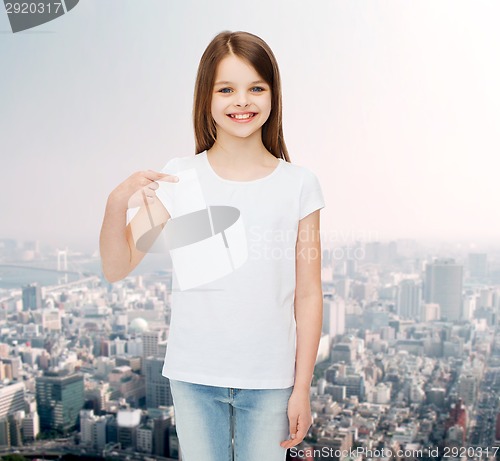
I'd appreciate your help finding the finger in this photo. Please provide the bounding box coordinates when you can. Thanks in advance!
[281,415,310,448]
[281,434,305,449]
[156,174,179,183]
[144,170,179,182]
[293,425,307,442]
[289,416,298,440]
[280,436,299,449]
[280,425,306,449]
[145,181,159,191]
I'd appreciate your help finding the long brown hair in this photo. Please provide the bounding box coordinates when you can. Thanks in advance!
[193,30,290,162]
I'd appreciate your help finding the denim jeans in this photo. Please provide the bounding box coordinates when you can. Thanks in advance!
[169,378,294,461]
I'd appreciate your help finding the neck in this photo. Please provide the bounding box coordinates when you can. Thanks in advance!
[209,128,270,165]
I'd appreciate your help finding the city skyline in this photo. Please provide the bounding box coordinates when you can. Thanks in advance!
[0,237,498,457]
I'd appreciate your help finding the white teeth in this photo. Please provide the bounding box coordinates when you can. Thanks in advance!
[230,113,254,119]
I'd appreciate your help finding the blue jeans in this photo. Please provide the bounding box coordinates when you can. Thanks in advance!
[169,379,294,461]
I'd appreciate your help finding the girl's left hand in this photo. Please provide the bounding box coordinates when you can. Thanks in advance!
[280,388,312,449]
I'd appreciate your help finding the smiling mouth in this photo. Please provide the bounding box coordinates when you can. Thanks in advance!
[227,113,257,120]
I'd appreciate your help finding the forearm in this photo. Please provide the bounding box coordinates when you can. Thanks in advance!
[99,196,132,283]
[294,294,323,393]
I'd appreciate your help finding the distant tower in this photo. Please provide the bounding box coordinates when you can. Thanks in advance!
[57,248,68,284]
[397,279,422,320]
[424,258,463,321]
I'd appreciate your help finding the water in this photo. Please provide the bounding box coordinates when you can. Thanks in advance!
[0,253,172,289]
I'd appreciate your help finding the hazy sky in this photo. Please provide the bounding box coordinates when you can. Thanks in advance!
[1,0,499,254]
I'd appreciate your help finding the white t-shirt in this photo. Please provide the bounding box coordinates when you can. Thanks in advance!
[156,150,325,389]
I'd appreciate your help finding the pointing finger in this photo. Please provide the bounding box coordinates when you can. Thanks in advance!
[143,169,179,182]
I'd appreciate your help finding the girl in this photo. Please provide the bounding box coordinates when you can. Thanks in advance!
[100,30,325,461]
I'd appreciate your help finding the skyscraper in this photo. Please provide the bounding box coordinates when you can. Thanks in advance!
[142,331,164,359]
[22,283,42,311]
[145,357,173,409]
[397,279,422,320]
[323,296,346,338]
[424,258,463,321]
[36,370,84,434]
[0,382,25,420]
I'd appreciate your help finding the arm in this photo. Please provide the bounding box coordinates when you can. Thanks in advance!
[99,171,175,283]
[294,209,323,391]
[281,209,323,449]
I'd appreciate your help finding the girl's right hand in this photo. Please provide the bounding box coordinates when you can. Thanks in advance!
[108,169,179,210]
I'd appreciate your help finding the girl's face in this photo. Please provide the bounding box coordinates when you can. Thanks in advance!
[211,54,272,142]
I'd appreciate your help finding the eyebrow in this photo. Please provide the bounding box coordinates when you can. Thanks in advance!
[214,80,268,86]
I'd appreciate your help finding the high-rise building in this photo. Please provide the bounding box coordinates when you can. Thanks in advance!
[424,258,463,321]
[22,412,40,441]
[148,407,175,457]
[127,337,143,357]
[145,357,173,409]
[323,296,346,339]
[36,370,84,434]
[397,279,422,320]
[41,308,62,331]
[79,409,107,451]
[458,374,477,406]
[462,295,477,321]
[0,418,9,446]
[1,357,22,381]
[8,412,23,447]
[0,382,25,419]
[117,409,141,450]
[137,424,153,454]
[142,331,164,359]
[331,343,354,365]
[22,283,42,311]
[446,399,467,444]
[80,410,94,446]
[84,381,110,413]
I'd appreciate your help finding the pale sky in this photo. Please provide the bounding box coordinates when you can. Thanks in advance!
[1,0,499,253]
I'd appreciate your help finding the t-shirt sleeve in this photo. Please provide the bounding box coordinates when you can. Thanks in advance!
[299,168,326,220]
[155,157,180,215]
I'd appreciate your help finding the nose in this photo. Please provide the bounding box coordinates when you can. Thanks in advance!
[235,90,249,108]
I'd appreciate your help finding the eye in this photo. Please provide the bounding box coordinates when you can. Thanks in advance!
[218,87,233,94]
[251,87,265,92]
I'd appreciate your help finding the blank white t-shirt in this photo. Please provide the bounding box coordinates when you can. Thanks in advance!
[156,150,325,389]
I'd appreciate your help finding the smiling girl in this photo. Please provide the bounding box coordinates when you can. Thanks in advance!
[99,30,325,461]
